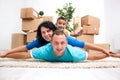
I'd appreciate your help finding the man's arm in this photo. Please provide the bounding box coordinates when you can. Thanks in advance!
[84,42,110,55]
[0,51,31,59]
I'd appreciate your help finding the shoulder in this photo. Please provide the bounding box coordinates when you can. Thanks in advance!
[66,44,76,50]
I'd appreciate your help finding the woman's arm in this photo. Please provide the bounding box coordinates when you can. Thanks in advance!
[66,36,110,55]
[26,39,41,50]
[66,36,85,48]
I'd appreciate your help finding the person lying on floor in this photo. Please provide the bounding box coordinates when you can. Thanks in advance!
[0,30,120,62]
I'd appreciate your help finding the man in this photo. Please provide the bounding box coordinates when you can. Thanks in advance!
[1,30,120,62]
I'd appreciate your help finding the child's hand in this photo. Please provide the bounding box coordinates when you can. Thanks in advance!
[78,29,83,36]
[27,30,35,33]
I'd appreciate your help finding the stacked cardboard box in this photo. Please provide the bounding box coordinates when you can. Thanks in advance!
[22,16,53,32]
[74,15,100,43]
[11,8,53,48]
[81,15,100,35]
[73,15,95,43]
[21,8,38,20]
[73,15,110,53]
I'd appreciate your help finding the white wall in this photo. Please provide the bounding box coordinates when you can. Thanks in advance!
[0,0,106,50]
[0,0,24,50]
[104,0,120,52]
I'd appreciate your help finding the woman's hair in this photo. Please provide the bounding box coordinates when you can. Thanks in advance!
[37,21,57,46]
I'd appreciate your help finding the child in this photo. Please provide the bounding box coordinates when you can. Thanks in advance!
[56,16,83,37]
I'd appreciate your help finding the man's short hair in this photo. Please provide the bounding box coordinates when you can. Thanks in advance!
[51,29,66,41]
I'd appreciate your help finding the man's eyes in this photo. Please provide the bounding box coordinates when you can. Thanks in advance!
[54,42,65,45]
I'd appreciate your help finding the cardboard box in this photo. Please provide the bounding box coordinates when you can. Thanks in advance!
[83,25,99,35]
[22,16,53,32]
[77,34,94,43]
[81,15,100,28]
[22,18,43,32]
[42,16,53,22]
[11,33,26,49]
[27,32,37,43]
[21,8,38,20]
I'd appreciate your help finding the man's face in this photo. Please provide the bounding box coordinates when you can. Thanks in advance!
[41,26,53,41]
[56,19,67,31]
[51,34,67,57]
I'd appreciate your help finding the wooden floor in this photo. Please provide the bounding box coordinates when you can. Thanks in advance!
[0,68,120,80]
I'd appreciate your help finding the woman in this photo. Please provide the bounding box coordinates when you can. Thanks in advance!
[0,21,112,58]
[0,21,57,57]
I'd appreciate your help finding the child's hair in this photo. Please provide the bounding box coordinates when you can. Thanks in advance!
[57,16,67,22]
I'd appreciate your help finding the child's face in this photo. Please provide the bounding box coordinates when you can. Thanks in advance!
[56,19,67,31]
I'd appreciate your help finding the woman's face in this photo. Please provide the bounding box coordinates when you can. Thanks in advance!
[41,26,53,41]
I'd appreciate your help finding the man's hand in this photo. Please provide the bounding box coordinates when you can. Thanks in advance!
[102,49,111,56]
[109,51,120,58]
